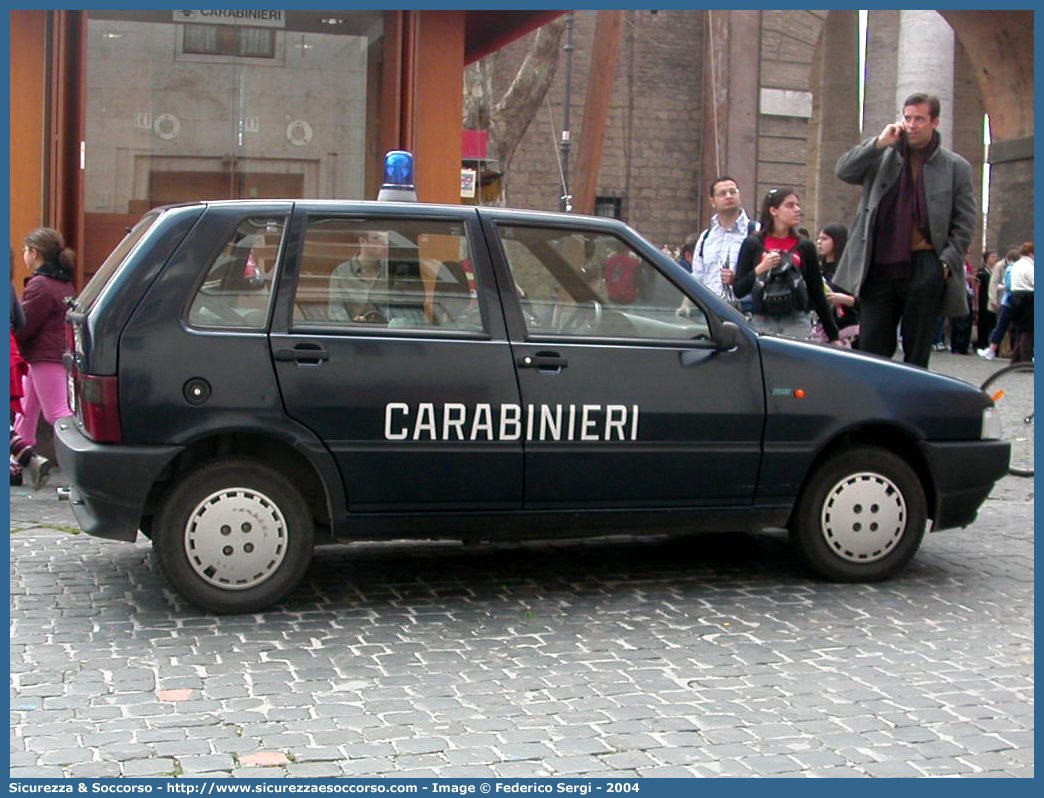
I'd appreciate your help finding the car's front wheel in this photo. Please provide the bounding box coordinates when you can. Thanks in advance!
[789,446,927,582]
[153,458,314,613]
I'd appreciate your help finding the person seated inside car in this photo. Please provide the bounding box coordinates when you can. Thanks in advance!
[328,230,391,323]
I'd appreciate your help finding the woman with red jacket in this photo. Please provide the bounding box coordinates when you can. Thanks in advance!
[13,228,76,451]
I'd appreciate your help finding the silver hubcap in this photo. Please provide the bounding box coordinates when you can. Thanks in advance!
[184,487,288,590]
[820,471,906,563]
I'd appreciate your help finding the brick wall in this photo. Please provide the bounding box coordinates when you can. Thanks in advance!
[493,10,705,250]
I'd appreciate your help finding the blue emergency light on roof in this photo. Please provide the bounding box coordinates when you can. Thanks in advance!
[377,150,418,202]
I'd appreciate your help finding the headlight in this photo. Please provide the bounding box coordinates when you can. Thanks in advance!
[981,406,1003,440]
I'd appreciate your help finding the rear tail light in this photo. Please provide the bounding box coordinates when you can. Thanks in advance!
[76,373,122,443]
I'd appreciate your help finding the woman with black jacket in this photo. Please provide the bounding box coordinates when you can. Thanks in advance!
[733,187,840,343]
[815,222,859,346]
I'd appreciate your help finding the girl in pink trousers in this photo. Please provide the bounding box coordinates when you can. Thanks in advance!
[14,228,76,456]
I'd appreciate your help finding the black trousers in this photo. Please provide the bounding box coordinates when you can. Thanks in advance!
[858,250,946,368]
[976,308,997,350]
[950,311,972,354]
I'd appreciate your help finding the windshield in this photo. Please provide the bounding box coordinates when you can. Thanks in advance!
[76,211,162,310]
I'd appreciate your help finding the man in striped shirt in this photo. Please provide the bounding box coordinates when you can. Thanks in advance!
[691,176,755,302]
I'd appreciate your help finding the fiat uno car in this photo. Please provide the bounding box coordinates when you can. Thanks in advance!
[56,194,1009,613]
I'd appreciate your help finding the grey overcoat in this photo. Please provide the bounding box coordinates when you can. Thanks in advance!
[832,135,977,317]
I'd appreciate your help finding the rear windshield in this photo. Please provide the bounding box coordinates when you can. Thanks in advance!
[76,211,161,310]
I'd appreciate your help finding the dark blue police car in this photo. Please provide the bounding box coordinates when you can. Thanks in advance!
[55,158,1009,613]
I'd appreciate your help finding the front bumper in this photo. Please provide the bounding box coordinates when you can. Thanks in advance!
[920,439,1011,530]
[54,418,183,542]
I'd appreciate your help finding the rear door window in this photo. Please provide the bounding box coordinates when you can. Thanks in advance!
[187,216,287,329]
[293,216,483,333]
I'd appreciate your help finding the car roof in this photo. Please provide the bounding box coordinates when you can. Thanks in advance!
[153,198,632,234]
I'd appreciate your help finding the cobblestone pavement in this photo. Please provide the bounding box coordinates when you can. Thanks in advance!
[10,352,1033,778]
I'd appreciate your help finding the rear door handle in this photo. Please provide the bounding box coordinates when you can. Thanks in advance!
[275,344,329,366]
[517,352,568,373]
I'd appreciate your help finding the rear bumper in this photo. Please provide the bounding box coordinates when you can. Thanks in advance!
[54,418,183,542]
[920,439,1011,530]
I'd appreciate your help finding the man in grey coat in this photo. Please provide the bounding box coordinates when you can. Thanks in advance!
[833,93,976,367]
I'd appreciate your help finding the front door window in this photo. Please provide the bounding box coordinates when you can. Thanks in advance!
[498,226,710,340]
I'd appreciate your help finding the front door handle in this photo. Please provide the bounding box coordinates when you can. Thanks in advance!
[517,352,568,373]
[275,344,329,366]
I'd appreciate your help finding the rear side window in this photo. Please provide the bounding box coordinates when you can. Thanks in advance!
[187,216,287,329]
[293,216,483,333]
[77,211,161,310]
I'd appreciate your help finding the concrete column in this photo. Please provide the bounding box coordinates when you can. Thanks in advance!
[896,11,954,147]
[808,9,861,233]
[952,39,985,262]
[862,10,900,138]
[987,137,1034,253]
[700,10,759,228]
[725,10,760,216]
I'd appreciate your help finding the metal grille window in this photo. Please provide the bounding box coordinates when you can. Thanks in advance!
[594,195,626,221]
[183,24,275,58]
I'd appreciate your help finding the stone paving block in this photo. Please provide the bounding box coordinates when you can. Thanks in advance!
[550,736,611,756]
[689,760,755,777]
[178,754,236,773]
[140,732,211,754]
[740,754,803,775]
[10,767,66,778]
[96,743,155,761]
[600,750,662,771]
[393,753,450,772]
[864,760,928,777]
[500,727,554,744]
[66,762,123,778]
[121,758,179,777]
[283,762,344,777]
[600,732,661,752]
[341,742,396,759]
[637,765,696,778]
[957,734,1015,754]
[544,754,610,775]
[491,760,553,777]
[336,758,398,776]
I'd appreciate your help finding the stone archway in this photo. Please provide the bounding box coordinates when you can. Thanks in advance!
[939,10,1034,250]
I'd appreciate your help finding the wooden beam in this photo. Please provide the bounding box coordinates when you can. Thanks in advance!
[49,10,87,286]
[412,11,465,204]
[9,10,47,290]
[572,10,623,216]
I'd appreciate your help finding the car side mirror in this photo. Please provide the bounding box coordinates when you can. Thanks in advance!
[716,320,742,351]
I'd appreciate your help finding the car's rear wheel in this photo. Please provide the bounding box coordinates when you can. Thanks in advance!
[789,446,926,582]
[153,458,313,613]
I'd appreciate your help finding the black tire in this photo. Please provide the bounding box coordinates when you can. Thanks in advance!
[789,446,927,582]
[153,458,314,613]
[981,362,1034,477]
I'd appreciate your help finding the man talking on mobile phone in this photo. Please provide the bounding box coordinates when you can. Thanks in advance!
[832,93,976,367]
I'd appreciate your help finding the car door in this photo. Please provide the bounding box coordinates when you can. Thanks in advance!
[482,214,765,509]
[270,206,523,513]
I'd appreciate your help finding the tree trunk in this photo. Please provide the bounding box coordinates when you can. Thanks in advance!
[463,17,567,202]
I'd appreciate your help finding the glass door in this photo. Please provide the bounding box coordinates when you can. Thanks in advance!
[82,10,385,278]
